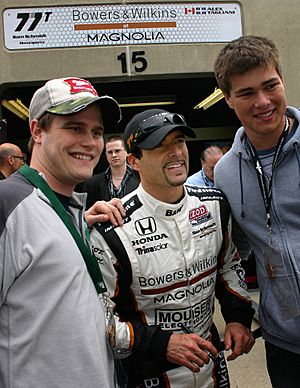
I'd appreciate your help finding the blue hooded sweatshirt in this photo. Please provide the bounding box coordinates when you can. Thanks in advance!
[215,106,300,355]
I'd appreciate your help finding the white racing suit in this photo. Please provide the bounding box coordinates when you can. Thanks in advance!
[91,185,254,388]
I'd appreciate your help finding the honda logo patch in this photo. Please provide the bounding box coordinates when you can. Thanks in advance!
[135,217,157,236]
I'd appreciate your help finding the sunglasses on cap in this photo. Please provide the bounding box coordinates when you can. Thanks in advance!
[127,112,186,152]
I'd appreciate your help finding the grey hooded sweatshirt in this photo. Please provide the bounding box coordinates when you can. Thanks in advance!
[0,172,115,388]
[215,106,300,355]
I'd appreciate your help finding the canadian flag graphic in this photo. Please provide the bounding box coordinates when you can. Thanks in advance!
[184,7,195,15]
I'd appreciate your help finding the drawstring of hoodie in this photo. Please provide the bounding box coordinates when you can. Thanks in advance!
[238,152,245,218]
[243,119,289,229]
[293,142,300,185]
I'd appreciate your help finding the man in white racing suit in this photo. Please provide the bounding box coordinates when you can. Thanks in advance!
[90,109,255,388]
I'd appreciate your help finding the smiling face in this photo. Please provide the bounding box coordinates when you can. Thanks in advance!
[128,129,189,202]
[225,64,287,149]
[30,104,104,195]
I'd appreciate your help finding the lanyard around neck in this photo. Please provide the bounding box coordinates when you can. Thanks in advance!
[108,166,130,199]
[245,117,289,237]
[19,164,107,294]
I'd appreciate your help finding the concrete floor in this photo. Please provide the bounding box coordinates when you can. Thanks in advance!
[214,290,272,388]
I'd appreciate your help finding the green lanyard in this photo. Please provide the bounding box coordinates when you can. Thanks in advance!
[19,164,107,294]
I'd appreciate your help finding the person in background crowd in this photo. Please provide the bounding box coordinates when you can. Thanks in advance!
[0,142,25,179]
[186,141,256,289]
[186,145,223,187]
[0,77,126,387]
[90,108,255,388]
[214,35,300,388]
[81,135,140,208]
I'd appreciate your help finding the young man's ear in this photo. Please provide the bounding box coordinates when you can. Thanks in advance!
[224,93,234,110]
[30,119,43,145]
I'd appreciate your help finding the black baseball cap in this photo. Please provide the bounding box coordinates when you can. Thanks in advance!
[123,109,196,153]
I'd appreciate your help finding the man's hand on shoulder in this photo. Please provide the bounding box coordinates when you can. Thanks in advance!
[85,198,125,227]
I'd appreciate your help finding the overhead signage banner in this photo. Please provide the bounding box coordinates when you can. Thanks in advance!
[3,3,242,50]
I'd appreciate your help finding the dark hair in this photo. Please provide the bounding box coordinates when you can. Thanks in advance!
[106,135,124,145]
[131,147,143,159]
[214,35,282,96]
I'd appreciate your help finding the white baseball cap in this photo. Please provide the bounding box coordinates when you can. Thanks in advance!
[29,77,121,131]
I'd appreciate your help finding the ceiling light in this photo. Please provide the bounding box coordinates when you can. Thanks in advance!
[117,95,176,108]
[2,99,29,120]
[194,88,224,110]
[119,101,176,108]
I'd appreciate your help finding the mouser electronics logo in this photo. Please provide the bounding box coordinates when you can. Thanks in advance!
[135,217,156,236]
[155,297,212,331]
[189,205,212,226]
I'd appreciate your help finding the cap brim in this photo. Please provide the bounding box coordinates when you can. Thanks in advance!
[47,95,121,131]
[138,124,196,150]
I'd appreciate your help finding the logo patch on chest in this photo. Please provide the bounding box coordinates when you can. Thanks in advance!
[189,205,212,226]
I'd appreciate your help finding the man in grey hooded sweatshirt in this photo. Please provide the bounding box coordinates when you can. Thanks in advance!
[214,35,300,388]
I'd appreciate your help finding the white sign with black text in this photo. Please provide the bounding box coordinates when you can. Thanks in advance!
[3,3,242,50]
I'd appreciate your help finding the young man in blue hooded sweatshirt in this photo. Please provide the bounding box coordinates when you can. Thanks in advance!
[214,35,300,388]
